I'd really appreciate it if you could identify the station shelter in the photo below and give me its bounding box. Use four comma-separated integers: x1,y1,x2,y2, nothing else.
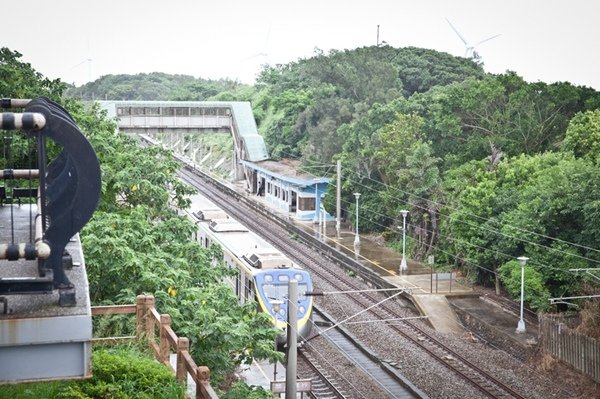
240,159,332,222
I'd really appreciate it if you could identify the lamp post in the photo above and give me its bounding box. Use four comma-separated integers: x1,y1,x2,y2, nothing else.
353,193,361,247
516,256,529,333
313,181,319,224
400,210,408,271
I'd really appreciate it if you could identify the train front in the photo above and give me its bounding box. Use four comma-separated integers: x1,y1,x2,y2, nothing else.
255,268,313,346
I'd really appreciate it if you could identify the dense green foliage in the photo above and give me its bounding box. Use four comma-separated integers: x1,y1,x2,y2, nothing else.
75,105,282,384
248,45,600,312
65,72,248,101
254,46,484,160
0,346,185,399
1,47,280,395
68,44,599,312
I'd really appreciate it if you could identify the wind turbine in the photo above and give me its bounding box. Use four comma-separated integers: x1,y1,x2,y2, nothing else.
446,18,500,64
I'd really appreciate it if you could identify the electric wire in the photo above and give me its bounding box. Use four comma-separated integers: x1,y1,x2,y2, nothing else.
287,160,595,279
284,152,600,264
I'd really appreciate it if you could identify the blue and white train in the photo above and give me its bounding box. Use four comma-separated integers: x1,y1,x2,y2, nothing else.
185,191,313,345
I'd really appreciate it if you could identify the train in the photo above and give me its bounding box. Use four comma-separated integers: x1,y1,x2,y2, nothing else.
183,190,313,346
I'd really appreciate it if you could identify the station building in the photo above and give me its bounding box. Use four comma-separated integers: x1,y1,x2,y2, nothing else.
240,159,331,222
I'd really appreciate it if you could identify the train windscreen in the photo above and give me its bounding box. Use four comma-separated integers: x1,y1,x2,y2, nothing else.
263,283,309,301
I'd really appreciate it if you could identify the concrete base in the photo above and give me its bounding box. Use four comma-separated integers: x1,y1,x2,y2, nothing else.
0,205,92,383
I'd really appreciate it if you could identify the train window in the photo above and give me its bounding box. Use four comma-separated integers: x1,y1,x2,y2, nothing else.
174,107,188,116
278,275,289,282
263,284,287,300
131,107,144,115
263,283,309,301
117,107,130,116
144,107,160,115
247,280,254,300
190,107,203,116
162,107,175,116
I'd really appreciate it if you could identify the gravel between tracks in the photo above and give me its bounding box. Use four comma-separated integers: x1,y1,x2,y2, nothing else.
188,171,598,399
299,336,393,399
310,270,597,399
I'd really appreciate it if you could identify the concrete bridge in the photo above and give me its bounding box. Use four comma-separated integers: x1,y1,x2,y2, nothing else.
98,100,269,181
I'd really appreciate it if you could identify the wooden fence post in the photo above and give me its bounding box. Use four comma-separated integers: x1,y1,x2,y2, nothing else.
159,314,171,364
145,295,156,344
196,366,211,399
136,295,147,340
176,337,189,384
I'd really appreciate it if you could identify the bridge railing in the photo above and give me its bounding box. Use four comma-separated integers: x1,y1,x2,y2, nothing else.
91,294,218,399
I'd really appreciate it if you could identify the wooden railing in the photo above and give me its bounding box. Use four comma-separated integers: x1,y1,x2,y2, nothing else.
91,294,219,399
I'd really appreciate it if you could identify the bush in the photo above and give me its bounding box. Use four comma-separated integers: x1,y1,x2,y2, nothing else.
498,260,550,312
0,346,185,399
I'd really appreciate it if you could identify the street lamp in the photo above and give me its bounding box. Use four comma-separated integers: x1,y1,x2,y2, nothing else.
353,193,361,247
400,210,409,271
313,181,319,224
516,256,529,333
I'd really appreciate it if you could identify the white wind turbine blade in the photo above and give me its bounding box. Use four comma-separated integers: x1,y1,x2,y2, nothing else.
475,34,501,47
446,18,468,45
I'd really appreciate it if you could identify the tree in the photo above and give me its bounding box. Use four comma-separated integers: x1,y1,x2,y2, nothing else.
374,113,442,259
410,73,600,170
440,152,600,302
498,260,550,311
255,45,483,162
561,109,600,163
0,47,64,99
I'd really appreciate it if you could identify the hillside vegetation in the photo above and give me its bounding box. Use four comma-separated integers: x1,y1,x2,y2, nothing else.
63,45,600,326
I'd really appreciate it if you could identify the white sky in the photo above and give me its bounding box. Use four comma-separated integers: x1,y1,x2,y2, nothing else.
3,0,600,90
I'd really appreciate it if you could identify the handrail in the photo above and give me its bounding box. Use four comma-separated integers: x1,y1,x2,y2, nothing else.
91,294,218,399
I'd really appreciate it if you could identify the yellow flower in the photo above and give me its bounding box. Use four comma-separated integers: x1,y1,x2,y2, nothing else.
131,184,139,192
167,287,177,297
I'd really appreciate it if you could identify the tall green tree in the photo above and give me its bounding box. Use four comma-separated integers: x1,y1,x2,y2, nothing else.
441,152,600,302
561,109,600,163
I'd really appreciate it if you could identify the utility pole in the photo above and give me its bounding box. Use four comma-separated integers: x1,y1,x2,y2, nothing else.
336,160,341,238
285,279,298,399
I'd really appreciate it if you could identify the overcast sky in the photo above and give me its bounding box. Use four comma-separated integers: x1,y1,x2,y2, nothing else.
4,0,600,90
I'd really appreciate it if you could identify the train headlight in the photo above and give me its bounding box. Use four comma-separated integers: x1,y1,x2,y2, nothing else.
264,274,273,282
298,306,305,315
294,273,303,282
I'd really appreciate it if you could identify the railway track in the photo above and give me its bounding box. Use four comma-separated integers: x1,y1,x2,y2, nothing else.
178,165,527,399
298,346,349,399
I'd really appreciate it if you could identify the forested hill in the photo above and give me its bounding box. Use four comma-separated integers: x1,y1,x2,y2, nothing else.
65,72,248,101
65,45,600,319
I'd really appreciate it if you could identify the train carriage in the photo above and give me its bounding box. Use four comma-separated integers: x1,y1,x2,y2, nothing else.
184,191,313,345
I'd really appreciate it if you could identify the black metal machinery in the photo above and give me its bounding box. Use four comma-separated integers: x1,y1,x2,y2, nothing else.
0,97,101,306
